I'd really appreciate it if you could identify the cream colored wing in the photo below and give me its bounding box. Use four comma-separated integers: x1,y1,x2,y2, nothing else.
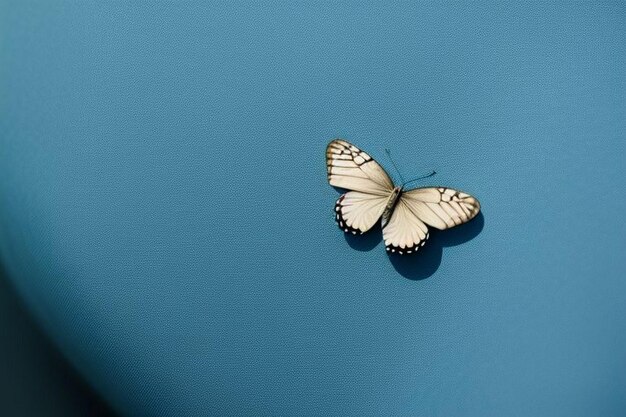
334,191,389,234
383,187,480,255
401,187,480,230
382,198,430,254
326,139,394,195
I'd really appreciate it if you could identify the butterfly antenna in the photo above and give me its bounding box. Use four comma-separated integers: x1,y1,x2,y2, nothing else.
402,170,437,187
384,148,405,184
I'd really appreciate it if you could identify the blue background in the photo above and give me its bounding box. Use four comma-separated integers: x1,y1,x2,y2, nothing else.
1,2,625,416
0,266,114,416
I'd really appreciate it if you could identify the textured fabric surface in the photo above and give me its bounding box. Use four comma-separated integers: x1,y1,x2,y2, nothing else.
1,2,625,416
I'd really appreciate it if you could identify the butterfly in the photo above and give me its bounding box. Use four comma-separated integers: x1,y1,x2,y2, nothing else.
327,139,481,255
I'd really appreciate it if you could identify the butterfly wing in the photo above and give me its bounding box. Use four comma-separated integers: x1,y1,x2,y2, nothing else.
335,191,389,234
383,187,480,254
327,139,395,234
326,139,394,195
382,198,430,254
402,187,481,230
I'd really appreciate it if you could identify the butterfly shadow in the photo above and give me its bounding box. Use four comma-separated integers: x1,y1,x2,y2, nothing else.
343,212,485,280
389,212,485,280
344,223,384,252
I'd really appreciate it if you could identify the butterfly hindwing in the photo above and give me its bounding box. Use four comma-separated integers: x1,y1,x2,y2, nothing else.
335,191,389,234
382,198,430,254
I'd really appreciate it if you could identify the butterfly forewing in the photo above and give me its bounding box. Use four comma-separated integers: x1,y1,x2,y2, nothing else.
401,187,480,230
382,187,480,254
326,139,394,195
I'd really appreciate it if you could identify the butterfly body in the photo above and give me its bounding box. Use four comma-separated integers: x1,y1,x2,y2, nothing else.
327,139,480,255
381,186,403,228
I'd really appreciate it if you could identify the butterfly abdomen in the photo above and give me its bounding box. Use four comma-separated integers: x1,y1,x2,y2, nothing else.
381,187,403,229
